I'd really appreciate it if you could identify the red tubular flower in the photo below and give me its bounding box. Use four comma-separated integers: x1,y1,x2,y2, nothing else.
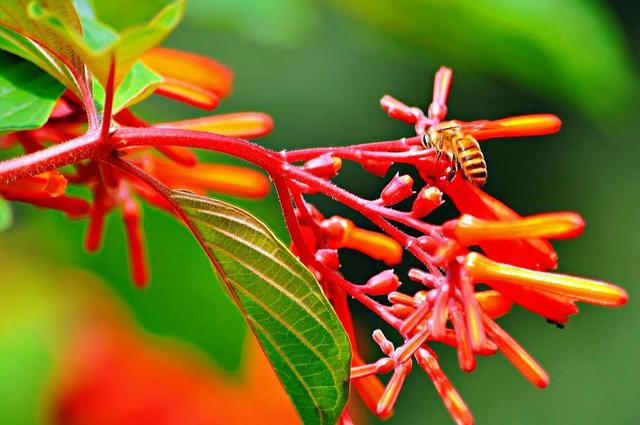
482,315,549,388
157,112,274,139
443,177,558,270
141,47,233,109
320,216,403,266
443,212,585,246
415,348,473,425
140,155,271,199
465,252,628,307
0,171,67,198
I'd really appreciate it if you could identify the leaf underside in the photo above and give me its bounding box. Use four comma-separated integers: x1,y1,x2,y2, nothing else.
172,191,351,425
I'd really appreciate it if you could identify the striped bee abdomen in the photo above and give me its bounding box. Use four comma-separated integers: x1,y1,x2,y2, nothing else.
455,136,487,186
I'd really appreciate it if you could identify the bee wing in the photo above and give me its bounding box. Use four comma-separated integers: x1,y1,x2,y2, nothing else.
459,114,562,141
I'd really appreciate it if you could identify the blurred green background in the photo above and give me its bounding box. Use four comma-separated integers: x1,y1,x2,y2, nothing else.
1,0,638,423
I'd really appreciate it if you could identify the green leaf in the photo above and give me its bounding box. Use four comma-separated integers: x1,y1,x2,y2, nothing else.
171,191,351,425
0,199,12,231
334,0,638,119
30,0,184,88
80,16,163,112
0,0,84,92
0,51,65,132
92,61,163,113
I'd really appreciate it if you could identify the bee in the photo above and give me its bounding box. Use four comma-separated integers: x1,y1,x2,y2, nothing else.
422,121,487,187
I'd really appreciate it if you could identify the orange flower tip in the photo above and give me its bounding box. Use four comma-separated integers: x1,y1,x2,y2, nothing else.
444,212,585,245
0,171,68,198
363,270,401,296
380,173,414,205
411,186,443,218
142,47,234,98
465,253,628,306
303,154,342,179
380,94,419,124
345,226,403,266
154,80,221,110
151,159,271,199
471,114,562,140
158,112,274,139
362,159,392,177
475,290,513,318
315,249,340,270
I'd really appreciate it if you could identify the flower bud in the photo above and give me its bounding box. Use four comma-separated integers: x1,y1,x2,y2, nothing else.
411,186,443,218
362,270,401,296
380,173,414,205
303,154,342,179
315,249,340,270
380,95,421,124
361,159,392,177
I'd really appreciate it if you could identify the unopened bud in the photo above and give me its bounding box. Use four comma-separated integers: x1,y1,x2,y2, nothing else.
362,159,392,177
320,216,353,247
363,269,401,296
380,95,421,124
372,329,394,355
380,173,414,205
389,303,415,319
411,186,443,218
303,154,342,179
416,236,438,256
315,249,340,270
408,268,439,288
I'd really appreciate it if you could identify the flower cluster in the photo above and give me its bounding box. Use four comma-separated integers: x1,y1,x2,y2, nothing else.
0,48,273,286
278,67,628,424
0,36,627,423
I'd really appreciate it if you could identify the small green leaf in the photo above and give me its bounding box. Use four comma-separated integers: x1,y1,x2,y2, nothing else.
30,0,184,88
172,191,351,425
92,61,163,113
0,51,65,132
0,0,84,92
0,199,12,231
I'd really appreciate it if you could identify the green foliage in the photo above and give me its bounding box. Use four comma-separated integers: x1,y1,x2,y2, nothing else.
172,191,351,425
0,199,12,231
187,0,318,47
0,0,82,92
29,0,184,88
92,61,162,113
334,0,638,119
0,261,75,425
0,52,65,132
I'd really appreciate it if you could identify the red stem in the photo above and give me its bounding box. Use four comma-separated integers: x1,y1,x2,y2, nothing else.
0,132,103,185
